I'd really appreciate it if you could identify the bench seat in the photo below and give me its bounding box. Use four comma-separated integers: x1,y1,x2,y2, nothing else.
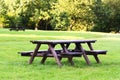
19,50,106,57
18,50,82,57
18,50,61,57
85,50,107,55
61,52,82,57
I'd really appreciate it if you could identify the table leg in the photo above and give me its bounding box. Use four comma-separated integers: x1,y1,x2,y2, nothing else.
94,55,100,63
76,43,91,65
60,43,70,53
81,49,91,65
87,42,94,50
87,42,100,63
68,57,74,65
48,44,62,67
41,53,47,64
60,43,74,65
29,44,41,64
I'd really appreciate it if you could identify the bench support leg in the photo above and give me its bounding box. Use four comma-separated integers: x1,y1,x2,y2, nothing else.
48,44,62,67
41,56,47,64
76,43,91,65
58,57,62,61
68,57,74,65
29,44,41,64
87,43,102,63
94,55,100,63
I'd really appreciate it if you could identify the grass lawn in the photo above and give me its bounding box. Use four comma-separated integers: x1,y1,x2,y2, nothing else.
0,28,120,80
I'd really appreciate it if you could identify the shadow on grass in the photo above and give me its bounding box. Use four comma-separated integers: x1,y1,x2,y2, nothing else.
12,57,120,70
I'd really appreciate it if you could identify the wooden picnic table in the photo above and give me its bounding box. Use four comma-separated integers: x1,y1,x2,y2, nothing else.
19,40,107,67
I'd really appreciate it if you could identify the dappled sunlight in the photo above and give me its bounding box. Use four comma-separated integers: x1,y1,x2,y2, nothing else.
0,34,84,40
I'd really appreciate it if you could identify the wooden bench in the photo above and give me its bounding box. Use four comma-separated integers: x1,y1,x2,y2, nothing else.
18,49,106,64
18,50,82,57
18,50,61,57
85,50,107,63
85,50,107,55
18,50,82,65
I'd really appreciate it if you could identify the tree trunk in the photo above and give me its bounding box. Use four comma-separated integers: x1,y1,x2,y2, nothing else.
35,22,38,31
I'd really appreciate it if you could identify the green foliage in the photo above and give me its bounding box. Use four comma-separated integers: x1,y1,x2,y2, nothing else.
0,0,7,16
1,0,31,28
105,0,120,32
25,0,55,30
91,1,110,32
50,0,94,31
70,0,94,31
50,12,70,30
91,0,120,32
0,0,94,31
0,0,120,32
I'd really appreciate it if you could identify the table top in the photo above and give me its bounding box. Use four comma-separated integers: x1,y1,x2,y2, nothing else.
31,40,96,44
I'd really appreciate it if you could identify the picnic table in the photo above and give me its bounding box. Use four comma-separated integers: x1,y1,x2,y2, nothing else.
19,40,107,67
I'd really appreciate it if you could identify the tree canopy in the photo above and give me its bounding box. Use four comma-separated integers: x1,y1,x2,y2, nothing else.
0,0,120,32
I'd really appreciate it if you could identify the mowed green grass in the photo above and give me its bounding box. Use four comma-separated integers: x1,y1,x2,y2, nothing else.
0,28,120,80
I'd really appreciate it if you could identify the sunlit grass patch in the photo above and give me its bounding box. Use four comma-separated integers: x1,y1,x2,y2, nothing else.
0,34,84,40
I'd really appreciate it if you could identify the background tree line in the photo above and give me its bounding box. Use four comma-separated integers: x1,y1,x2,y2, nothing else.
0,0,120,32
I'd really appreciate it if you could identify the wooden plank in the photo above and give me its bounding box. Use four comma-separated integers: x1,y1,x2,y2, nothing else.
31,40,96,44
29,44,41,64
85,50,107,63
75,43,91,65
85,50,107,55
48,44,62,67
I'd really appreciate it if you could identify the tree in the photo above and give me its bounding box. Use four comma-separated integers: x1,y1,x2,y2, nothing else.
0,0,8,27
0,0,7,16
70,0,94,31
2,0,120,32
1,0,30,28
104,0,120,32
25,0,56,30
91,0,120,32
91,0,110,32
50,0,94,31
